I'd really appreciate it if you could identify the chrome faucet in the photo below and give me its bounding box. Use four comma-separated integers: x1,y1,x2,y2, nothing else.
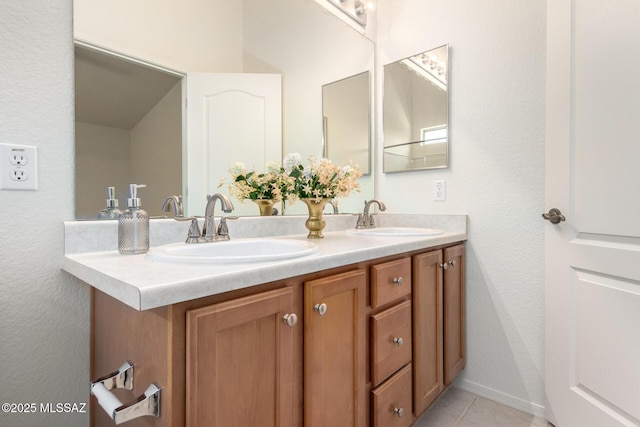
203,193,235,241
356,199,387,229
161,195,184,217
326,199,339,214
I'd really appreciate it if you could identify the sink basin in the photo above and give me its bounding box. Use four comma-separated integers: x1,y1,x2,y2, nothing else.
345,227,443,237
147,238,319,264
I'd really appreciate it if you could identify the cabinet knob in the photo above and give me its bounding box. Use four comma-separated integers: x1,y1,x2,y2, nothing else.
393,407,405,417
448,260,456,267
392,276,404,286
440,262,448,270
313,303,328,316
393,337,404,347
282,313,298,327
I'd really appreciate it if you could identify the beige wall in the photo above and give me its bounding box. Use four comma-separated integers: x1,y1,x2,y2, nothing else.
75,122,132,218
131,82,183,217
73,0,243,73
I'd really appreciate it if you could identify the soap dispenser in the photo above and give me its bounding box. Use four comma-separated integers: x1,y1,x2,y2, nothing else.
97,186,122,220
118,184,149,254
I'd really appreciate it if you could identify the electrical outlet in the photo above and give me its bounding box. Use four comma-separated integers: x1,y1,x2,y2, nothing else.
433,179,446,201
0,143,38,190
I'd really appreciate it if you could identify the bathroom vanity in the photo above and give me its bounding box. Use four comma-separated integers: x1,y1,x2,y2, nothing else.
63,214,466,427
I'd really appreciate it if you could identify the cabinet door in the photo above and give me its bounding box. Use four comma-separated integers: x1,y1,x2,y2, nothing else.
412,250,444,416
443,244,465,385
186,287,298,427
304,269,367,427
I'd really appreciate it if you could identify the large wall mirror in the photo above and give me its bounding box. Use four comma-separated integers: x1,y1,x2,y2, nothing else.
73,0,374,219
383,44,449,173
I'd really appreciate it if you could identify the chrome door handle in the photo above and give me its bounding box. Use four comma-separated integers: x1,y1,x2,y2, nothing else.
542,208,566,224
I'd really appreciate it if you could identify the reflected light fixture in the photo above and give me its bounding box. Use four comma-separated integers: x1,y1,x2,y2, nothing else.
328,0,376,27
401,52,447,91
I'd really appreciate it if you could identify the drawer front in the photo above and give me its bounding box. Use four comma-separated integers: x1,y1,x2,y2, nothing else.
371,364,413,427
371,257,412,308
371,300,412,386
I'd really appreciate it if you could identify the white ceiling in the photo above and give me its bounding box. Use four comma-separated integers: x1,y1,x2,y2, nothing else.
74,45,181,130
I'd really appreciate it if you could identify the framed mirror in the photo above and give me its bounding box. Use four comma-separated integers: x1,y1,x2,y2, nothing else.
73,0,375,219
383,44,449,173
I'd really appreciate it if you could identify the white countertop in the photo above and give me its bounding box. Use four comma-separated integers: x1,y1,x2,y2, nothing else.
62,214,467,310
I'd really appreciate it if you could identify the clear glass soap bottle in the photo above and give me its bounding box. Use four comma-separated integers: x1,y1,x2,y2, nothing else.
97,186,122,220
118,184,149,254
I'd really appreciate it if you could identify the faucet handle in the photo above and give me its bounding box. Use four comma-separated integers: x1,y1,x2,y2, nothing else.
172,216,204,243
217,216,239,239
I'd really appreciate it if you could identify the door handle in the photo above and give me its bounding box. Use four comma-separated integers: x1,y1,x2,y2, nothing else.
542,208,566,224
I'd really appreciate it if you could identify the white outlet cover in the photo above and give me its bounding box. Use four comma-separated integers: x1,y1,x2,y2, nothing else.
433,179,446,201
0,143,38,191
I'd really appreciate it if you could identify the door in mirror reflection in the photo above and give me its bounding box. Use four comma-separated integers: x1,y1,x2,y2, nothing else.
383,44,449,173
186,73,282,217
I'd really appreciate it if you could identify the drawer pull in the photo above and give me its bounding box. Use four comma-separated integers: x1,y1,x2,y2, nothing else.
313,303,328,316
393,337,404,346
393,407,405,417
282,313,298,327
392,276,404,286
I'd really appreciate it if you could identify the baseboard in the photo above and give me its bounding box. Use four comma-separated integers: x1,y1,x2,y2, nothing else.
454,378,547,420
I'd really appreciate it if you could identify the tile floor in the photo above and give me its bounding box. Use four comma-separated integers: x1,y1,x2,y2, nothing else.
413,387,549,427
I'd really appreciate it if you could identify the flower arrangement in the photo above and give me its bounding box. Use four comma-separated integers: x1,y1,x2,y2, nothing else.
222,154,361,206
223,161,295,203
283,152,362,202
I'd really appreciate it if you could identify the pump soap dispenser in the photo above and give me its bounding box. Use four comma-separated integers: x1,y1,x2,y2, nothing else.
118,184,149,254
97,186,122,219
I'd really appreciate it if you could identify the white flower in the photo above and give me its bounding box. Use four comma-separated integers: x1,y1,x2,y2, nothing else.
266,161,281,174
283,152,302,172
229,161,246,175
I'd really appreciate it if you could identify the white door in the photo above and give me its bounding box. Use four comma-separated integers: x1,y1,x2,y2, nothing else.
545,1,640,426
185,73,282,216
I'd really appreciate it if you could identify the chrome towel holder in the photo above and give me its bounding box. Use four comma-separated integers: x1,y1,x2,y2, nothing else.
90,361,160,425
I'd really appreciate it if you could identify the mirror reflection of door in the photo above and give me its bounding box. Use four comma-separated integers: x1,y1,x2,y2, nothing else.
74,44,184,218
383,44,449,173
322,71,371,175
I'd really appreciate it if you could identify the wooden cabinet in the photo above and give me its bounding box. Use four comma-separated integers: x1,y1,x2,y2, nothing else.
412,243,465,418
304,269,367,427
91,242,464,427
443,244,465,385
185,287,298,427
412,250,444,416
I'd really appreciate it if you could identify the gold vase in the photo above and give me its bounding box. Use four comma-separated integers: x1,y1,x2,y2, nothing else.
301,198,331,239
252,199,275,216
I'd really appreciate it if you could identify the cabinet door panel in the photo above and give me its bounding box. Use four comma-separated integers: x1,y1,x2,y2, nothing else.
304,269,367,427
444,244,465,385
186,287,296,427
412,250,444,416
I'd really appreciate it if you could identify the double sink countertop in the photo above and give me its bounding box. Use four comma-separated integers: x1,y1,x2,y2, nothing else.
62,213,467,311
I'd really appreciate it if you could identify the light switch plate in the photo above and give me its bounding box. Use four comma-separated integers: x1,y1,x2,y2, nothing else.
0,143,38,191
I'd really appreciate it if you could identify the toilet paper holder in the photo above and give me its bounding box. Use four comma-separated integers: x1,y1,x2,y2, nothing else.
90,361,161,425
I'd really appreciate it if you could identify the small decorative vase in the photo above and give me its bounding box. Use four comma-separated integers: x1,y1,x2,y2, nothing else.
301,198,331,239
252,199,275,216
